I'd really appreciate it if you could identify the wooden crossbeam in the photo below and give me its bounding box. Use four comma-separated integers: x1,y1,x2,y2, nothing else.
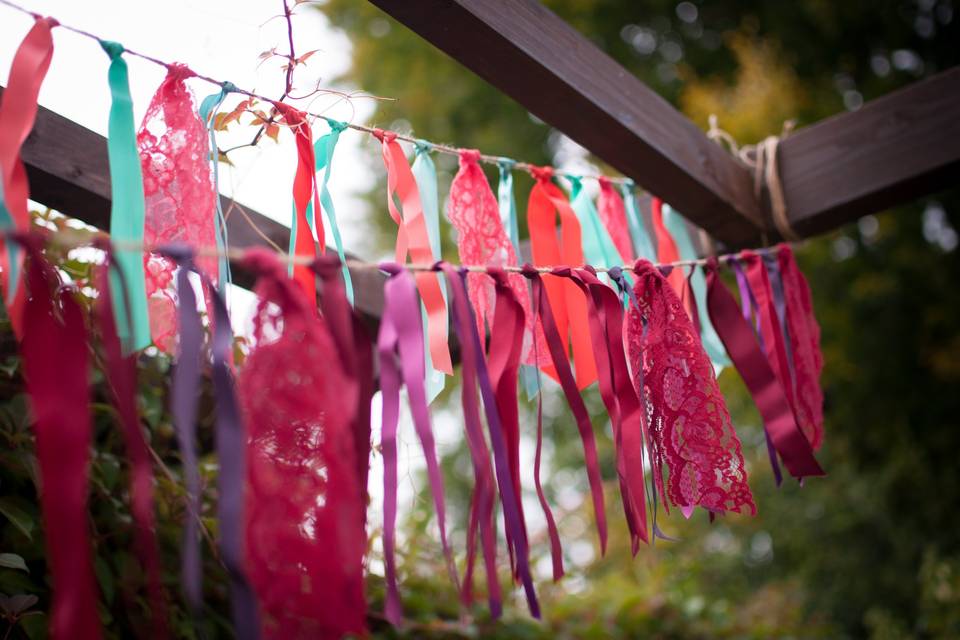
1,87,386,321
368,0,766,246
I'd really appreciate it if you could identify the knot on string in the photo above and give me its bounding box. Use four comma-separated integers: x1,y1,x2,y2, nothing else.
597,175,612,190
371,128,396,144
707,114,800,241
497,157,516,172
220,81,238,94
550,266,573,278
704,256,720,272
166,63,196,81
459,149,481,165
608,265,623,280
520,263,539,280
325,117,349,134
310,254,343,278
37,16,58,28
582,264,598,276
529,165,553,183
658,265,674,278
485,265,508,285
240,246,286,279
157,242,196,268
378,262,403,276
413,139,433,155
99,40,125,60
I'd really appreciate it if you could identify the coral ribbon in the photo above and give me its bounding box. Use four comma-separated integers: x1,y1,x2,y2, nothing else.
650,196,686,299
527,166,596,389
0,17,55,331
18,239,102,639
520,264,608,553
101,40,151,352
95,250,168,638
706,261,825,480
373,129,453,375
440,263,539,618
275,104,321,307
377,265,457,625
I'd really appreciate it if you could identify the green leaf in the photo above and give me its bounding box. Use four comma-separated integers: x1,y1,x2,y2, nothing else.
0,553,28,573
0,497,35,540
95,556,114,605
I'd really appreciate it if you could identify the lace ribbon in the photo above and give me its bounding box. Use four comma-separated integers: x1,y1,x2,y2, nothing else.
18,237,102,638
627,259,756,515
0,17,55,331
527,166,597,389
101,40,151,352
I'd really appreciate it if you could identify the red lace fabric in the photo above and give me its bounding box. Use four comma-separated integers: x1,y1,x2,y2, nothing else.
627,261,755,515
778,245,825,450
447,150,549,365
137,64,217,352
597,177,633,263
239,251,366,638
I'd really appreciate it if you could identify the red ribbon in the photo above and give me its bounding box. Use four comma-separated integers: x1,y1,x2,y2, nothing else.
649,197,686,298
743,251,796,411
95,252,168,637
0,17,56,335
520,264,608,554
597,177,634,263
18,238,102,639
373,129,453,375
275,104,322,307
706,261,825,479
527,166,597,389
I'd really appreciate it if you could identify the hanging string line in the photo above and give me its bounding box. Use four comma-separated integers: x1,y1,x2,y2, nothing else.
0,0,636,186
17,227,784,275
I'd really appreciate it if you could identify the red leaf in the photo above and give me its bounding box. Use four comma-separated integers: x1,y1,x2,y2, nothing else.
265,123,280,142
296,49,319,65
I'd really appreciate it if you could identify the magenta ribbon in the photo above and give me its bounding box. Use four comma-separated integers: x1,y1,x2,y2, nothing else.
519,264,608,555
377,264,458,625
439,262,540,618
160,244,260,637
706,259,825,480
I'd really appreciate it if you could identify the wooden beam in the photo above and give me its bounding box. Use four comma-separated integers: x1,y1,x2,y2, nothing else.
368,0,765,246
776,66,960,239
1,87,385,321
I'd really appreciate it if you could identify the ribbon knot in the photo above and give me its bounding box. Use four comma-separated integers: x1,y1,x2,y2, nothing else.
371,128,396,144
166,63,196,81
240,246,285,277
529,165,553,182
99,39,125,59
326,118,349,134
220,81,238,93
485,265,508,284
497,158,516,171
378,261,403,276
520,263,539,279
157,242,195,266
310,254,343,276
459,149,481,165
414,138,433,154
550,266,573,277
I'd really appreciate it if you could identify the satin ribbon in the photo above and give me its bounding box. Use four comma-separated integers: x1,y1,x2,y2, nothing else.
520,263,608,554
620,179,656,261
597,177,634,263
706,260,825,480
649,197,686,300
198,82,236,288
527,166,596,389
0,17,55,330
101,40,150,352
314,118,354,303
439,262,539,618
377,265,457,625
95,248,167,637
411,140,447,402
571,267,649,550
17,237,102,638
160,244,260,638
661,204,730,370
373,129,453,376
275,104,321,306
568,176,621,272
762,250,796,389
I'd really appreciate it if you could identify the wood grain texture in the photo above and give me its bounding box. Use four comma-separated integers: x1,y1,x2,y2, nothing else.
1,87,386,320
369,0,765,245
777,66,960,239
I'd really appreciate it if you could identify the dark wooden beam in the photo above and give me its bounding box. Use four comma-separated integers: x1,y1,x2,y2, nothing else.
1,86,385,321
368,0,766,246
776,66,960,239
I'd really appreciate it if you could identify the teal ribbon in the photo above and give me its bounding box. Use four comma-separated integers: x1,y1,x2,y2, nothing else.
662,203,730,371
101,41,150,352
411,140,446,402
621,179,656,261
198,82,235,289
568,176,621,271
0,180,20,304
314,118,354,304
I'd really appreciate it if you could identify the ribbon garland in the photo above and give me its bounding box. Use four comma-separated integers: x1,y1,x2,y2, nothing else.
527,166,597,389
101,40,151,352
0,16,55,333
410,140,448,402
373,128,453,376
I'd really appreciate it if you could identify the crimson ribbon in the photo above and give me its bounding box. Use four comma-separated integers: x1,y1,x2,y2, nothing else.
18,237,102,638
94,246,168,638
597,177,634,263
275,104,322,306
377,264,458,625
527,166,597,389
372,129,453,376
519,263,608,555
705,260,824,480
0,17,56,335
439,262,539,617
650,197,686,299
